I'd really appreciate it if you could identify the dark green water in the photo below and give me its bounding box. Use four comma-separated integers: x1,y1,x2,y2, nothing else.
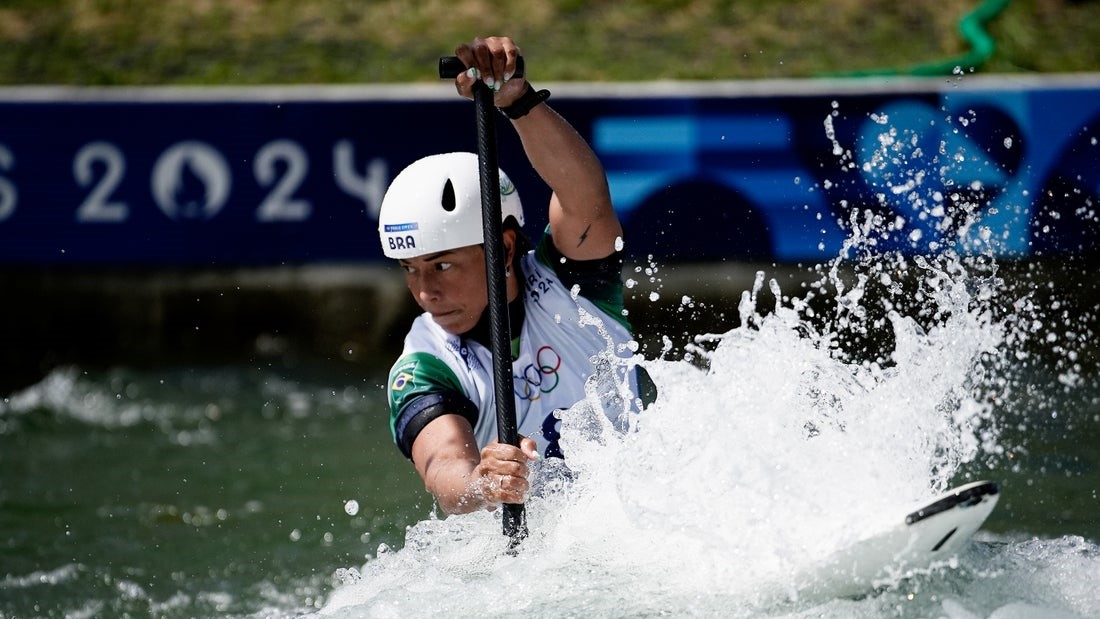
0,363,427,618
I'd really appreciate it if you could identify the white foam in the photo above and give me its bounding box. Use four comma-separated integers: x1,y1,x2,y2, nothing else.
318,245,1039,617
316,212,1100,618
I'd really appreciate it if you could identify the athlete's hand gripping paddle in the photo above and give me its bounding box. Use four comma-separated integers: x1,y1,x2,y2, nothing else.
439,55,528,546
437,56,526,81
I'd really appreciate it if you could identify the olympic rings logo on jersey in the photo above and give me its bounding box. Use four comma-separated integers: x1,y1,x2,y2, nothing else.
514,345,562,401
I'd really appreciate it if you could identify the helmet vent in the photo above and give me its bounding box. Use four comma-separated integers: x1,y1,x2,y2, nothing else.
441,179,456,212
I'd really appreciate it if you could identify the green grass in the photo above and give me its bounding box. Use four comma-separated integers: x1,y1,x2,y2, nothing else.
0,0,1097,85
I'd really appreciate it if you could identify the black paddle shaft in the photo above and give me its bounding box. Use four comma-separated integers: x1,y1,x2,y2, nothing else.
439,56,528,545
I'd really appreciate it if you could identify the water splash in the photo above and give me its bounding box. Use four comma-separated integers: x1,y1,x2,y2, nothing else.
321,235,1100,616
319,100,1100,617
322,224,1026,618
0,364,367,440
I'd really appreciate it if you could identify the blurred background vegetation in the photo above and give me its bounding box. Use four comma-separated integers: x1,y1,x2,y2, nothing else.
0,0,1097,85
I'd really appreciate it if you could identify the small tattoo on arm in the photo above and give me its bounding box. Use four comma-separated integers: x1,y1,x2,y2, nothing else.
577,224,591,247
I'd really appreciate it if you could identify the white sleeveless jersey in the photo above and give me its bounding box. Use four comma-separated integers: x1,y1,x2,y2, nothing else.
387,243,642,459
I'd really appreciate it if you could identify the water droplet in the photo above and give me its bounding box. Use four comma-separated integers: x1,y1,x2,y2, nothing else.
344,500,359,516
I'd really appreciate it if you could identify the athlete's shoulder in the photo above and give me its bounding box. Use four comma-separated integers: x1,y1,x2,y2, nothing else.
387,351,465,405
403,312,447,347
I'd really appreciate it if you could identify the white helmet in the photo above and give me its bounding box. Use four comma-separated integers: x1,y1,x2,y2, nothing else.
378,152,524,259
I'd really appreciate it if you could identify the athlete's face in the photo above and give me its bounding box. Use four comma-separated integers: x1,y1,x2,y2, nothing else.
399,244,489,335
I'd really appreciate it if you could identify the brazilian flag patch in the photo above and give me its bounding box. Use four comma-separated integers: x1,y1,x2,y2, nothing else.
391,371,414,392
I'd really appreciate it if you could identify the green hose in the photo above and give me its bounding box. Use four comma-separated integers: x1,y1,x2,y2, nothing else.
824,0,1011,77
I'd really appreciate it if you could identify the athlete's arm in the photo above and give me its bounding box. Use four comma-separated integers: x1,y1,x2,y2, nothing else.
454,36,622,263
517,103,621,262
410,415,539,515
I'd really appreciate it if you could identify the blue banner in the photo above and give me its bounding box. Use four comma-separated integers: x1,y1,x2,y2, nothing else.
0,78,1097,265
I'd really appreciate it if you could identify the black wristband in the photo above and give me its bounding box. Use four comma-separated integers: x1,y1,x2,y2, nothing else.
498,84,551,120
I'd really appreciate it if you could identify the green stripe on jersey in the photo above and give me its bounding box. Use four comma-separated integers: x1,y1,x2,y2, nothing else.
387,352,465,440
